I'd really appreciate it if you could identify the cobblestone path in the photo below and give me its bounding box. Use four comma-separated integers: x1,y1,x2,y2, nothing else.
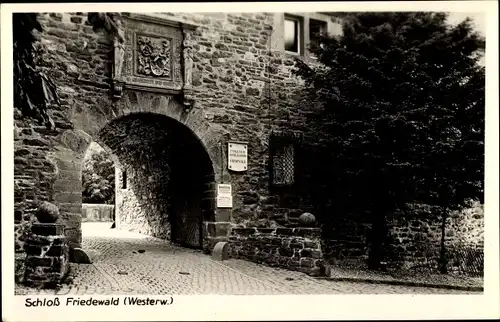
15,223,477,295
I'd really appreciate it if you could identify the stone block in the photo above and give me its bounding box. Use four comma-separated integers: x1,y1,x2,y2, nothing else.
300,248,312,258
289,259,300,268
58,202,82,213
69,247,92,264
15,210,23,222
294,227,322,239
15,253,26,284
314,259,324,268
205,236,227,254
31,223,64,236
52,255,69,273
26,256,53,267
300,258,315,268
46,245,68,257
232,227,257,237
57,170,81,181
55,159,81,172
311,249,322,259
206,222,232,237
64,229,82,248
275,228,294,236
215,208,231,222
53,179,81,192
290,242,303,249
304,241,320,249
24,244,43,256
62,212,82,227
257,228,276,235
53,191,82,204
212,241,229,261
308,267,323,277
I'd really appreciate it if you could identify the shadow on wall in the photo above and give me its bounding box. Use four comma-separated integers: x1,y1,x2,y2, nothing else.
98,113,215,247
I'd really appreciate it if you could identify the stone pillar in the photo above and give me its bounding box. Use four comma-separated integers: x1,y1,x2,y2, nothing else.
23,223,69,287
114,166,122,229
112,14,126,99
50,135,92,263
202,179,233,254
52,155,83,251
181,28,193,89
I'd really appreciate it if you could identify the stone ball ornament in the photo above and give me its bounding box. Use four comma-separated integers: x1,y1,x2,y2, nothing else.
299,212,316,227
35,201,60,223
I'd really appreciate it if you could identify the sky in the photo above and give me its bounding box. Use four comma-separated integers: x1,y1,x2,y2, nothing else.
447,12,486,36
447,12,486,66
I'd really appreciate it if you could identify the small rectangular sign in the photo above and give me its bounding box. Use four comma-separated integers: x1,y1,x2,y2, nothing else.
228,142,248,172
216,184,233,208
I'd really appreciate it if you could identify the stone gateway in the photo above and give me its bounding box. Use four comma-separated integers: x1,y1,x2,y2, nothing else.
13,11,484,286
14,12,345,284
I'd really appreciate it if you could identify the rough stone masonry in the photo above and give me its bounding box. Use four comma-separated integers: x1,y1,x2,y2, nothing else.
14,12,345,281
14,11,483,283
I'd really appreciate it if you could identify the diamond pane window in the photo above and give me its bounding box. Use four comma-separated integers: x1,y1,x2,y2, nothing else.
270,131,301,188
273,144,295,185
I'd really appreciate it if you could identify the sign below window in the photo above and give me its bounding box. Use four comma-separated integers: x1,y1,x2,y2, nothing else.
216,183,233,208
228,141,248,172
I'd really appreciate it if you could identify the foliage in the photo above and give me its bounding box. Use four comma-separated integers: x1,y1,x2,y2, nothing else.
293,12,485,268
87,12,123,42
82,147,115,204
13,12,122,128
13,13,60,128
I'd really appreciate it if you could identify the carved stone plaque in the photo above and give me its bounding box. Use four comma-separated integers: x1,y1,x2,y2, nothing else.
113,13,197,96
136,35,172,78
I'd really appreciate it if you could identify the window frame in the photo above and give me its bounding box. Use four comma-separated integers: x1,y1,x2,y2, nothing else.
122,169,128,190
308,18,328,59
284,14,303,55
269,131,303,192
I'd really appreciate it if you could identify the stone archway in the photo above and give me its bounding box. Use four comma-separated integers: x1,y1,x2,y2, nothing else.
51,91,229,261
98,112,215,248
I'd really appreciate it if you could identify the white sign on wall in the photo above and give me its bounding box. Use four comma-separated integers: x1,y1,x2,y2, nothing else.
228,142,248,172
216,183,233,208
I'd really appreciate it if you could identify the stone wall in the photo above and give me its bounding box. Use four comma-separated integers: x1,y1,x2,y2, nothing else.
23,223,70,286
149,12,343,230
228,227,324,276
81,204,114,222
14,12,114,258
14,11,484,281
388,202,484,272
102,115,176,240
14,11,344,278
322,202,485,273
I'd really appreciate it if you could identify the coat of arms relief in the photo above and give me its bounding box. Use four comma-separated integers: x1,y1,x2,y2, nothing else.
136,35,172,78
111,13,196,103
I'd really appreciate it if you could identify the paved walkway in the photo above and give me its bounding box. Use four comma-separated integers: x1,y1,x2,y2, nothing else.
15,223,478,295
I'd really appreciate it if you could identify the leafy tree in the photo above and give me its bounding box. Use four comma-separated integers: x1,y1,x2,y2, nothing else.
82,147,115,204
293,12,485,270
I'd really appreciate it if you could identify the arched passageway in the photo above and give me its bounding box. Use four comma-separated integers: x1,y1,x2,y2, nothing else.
94,112,215,248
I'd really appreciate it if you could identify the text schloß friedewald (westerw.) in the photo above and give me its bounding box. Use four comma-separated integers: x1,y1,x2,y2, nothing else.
25,296,174,307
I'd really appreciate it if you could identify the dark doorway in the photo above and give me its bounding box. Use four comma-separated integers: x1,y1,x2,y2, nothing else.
169,131,214,249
